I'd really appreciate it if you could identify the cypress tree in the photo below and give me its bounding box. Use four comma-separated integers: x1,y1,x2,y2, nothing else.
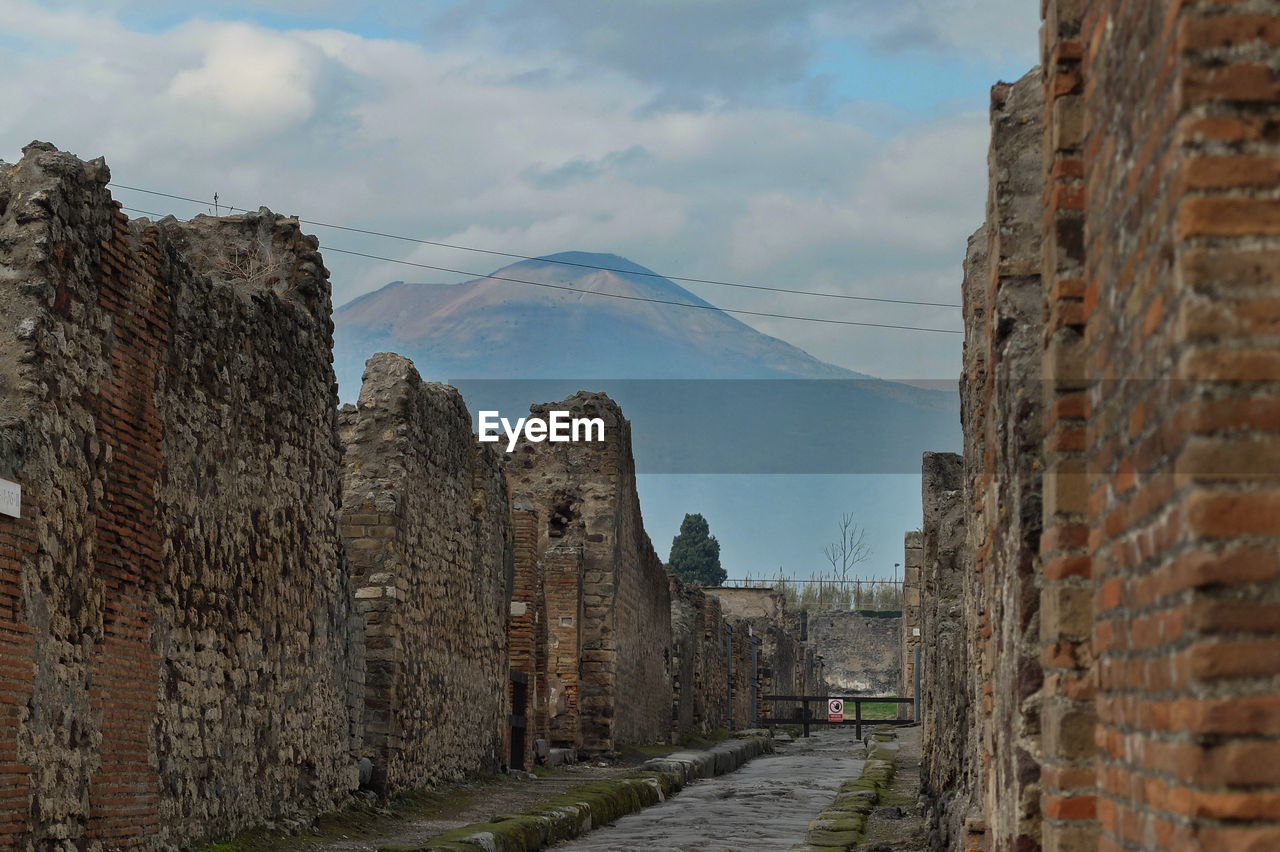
668,513,725,586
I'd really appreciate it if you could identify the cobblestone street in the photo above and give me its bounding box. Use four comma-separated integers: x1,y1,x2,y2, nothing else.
556,729,865,851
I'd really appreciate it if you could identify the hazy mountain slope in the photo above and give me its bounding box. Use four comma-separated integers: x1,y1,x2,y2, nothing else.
332,250,961,473
337,251,892,390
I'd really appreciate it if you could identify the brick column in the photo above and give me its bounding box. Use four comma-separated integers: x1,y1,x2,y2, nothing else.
1039,2,1098,850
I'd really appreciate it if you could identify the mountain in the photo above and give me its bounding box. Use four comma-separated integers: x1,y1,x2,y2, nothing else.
333,251,883,391
332,251,961,475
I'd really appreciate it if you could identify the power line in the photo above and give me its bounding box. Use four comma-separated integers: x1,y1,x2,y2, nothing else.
119,205,962,333
111,184,963,308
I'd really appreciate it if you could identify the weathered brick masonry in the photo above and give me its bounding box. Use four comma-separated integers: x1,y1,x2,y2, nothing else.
508,502,551,768
339,353,512,793
920,2,1280,849
503,393,673,754
0,143,364,849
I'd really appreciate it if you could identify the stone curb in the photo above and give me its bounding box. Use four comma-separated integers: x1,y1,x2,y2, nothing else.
640,731,775,783
398,734,775,851
789,732,900,851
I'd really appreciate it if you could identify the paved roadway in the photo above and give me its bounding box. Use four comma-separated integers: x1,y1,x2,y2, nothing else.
555,728,866,851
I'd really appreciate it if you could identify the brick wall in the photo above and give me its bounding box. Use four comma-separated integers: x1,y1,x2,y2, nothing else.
504,392,672,754
1080,2,1280,848
920,2,1280,850
544,545,585,748
0,143,363,849
509,504,550,768
339,353,512,792
1040,2,1097,849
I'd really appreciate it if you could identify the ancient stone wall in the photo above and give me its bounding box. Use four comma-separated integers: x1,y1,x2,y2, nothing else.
727,621,757,729
669,576,732,736
705,587,801,720
0,143,363,849
918,452,976,852
339,353,512,792
806,610,902,696
899,531,923,719
705,587,785,622
803,646,826,699
508,504,550,768
977,68,1048,850
504,393,672,753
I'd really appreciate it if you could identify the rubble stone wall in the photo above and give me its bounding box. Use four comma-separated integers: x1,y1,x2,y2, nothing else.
339,353,512,792
900,531,923,718
919,452,975,852
669,577,732,736
977,69,1048,850
806,610,903,696
0,143,363,850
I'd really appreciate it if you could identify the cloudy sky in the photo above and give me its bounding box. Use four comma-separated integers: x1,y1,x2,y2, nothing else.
2,1,1040,577
1,0,1037,381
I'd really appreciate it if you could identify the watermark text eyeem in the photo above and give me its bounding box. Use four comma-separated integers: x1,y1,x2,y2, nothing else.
478,410,605,451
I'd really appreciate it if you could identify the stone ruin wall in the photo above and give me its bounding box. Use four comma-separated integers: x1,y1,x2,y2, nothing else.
977,68,1048,849
0,142,833,850
609,424,676,746
339,353,512,793
503,392,672,754
728,621,756,729
669,575,731,736
899,531,923,719
706,588,796,722
919,452,975,852
920,1,1280,849
508,503,551,768
806,610,903,697
0,143,364,849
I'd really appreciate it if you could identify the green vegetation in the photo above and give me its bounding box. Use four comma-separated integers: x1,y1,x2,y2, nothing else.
668,513,725,586
799,731,900,851
737,570,904,612
187,774,511,852
858,700,900,721
414,772,683,851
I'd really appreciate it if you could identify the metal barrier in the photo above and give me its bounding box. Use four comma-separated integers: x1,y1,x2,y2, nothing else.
760,694,917,741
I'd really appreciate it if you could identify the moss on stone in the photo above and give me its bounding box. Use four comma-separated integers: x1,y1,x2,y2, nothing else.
801,737,900,850
405,770,685,851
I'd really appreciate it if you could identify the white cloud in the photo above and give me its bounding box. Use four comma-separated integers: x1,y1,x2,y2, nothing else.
0,0,995,380
167,23,323,141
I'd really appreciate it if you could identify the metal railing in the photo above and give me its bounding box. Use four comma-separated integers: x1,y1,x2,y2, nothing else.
760,693,917,740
